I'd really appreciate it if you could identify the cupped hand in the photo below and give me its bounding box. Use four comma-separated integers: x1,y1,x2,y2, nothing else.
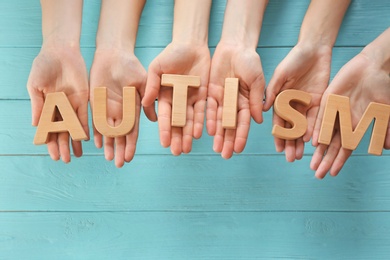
90,48,146,167
27,45,89,163
142,42,210,155
263,44,332,162
311,52,390,179
207,43,265,159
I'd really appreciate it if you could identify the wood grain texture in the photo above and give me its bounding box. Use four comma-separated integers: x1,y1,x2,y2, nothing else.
1,155,390,211
1,0,390,258
161,74,201,127
2,100,389,156
92,87,136,138
319,94,390,155
1,212,390,259
272,90,311,140
33,92,88,145
222,78,239,129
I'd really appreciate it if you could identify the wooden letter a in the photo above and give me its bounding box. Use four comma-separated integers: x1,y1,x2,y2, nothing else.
161,74,201,127
33,92,88,145
93,87,136,138
318,94,390,155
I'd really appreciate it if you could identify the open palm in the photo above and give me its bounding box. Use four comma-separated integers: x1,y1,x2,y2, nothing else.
264,44,332,162
27,46,89,163
90,48,146,167
207,43,265,159
142,42,210,155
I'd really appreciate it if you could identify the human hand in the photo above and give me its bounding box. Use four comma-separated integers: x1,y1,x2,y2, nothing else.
263,44,332,162
90,48,146,167
207,43,265,159
311,52,390,179
27,46,89,163
142,43,210,155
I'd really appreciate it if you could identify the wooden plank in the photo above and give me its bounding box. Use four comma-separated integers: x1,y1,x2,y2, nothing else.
0,0,389,47
1,155,390,211
0,47,362,100
0,211,390,259
3,99,389,156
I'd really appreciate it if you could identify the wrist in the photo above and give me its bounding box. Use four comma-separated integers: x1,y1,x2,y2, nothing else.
220,0,268,49
95,36,135,53
41,0,83,50
361,44,390,73
172,0,211,46
361,28,390,73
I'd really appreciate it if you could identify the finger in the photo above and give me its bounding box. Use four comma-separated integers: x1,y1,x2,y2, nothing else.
272,111,285,153
310,143,327,171
94,126,103,149
47,133,60,161
233,107,250,154
76,102,90,141
125,95,141,163
284,139,296,162
295,137,305,160
193,99,206,139
249,74,265,123
384,123,390,149
114,136,126,168
104,136,115,161
304,106,319,142
157,91,172,148
143,103,157,122
314,133,342,179
312,93,328,146
330,148,352,177
182,105,194,154
71,140,83,158
213,106,224,153
170,127,182,156
142,61,162,107
206,96,218,136
58,132,70,163
263,67,285,111
28,89,45,126
221,129,235,159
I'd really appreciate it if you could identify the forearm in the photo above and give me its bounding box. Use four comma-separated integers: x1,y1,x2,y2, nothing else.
220,0,268,49
41,0,83,48
362,28,390,73
96,0,146,52
298,0,351,48
172,0,212,46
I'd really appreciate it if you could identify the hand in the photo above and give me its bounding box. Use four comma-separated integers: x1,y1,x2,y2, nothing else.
263,44,332,162
27,46,89,163
311,52,390,179
207,43,265,159
142,42,210,155
90,48,146,167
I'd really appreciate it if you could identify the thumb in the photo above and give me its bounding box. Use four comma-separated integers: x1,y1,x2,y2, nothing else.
28,88,44,126
263,66,286,112
312,92,328,147
142,60,162,107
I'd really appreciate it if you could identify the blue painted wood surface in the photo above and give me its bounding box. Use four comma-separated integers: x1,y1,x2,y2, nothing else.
0,0,389,259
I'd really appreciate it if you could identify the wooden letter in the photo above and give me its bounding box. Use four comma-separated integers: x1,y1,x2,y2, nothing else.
33,92,88,145
318,94,390,155
161,74,201,127
272,89,312,140
93,87,136,138
222,78,239,129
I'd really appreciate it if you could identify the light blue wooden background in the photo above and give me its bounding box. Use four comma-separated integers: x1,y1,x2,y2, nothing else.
1,0,390,259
